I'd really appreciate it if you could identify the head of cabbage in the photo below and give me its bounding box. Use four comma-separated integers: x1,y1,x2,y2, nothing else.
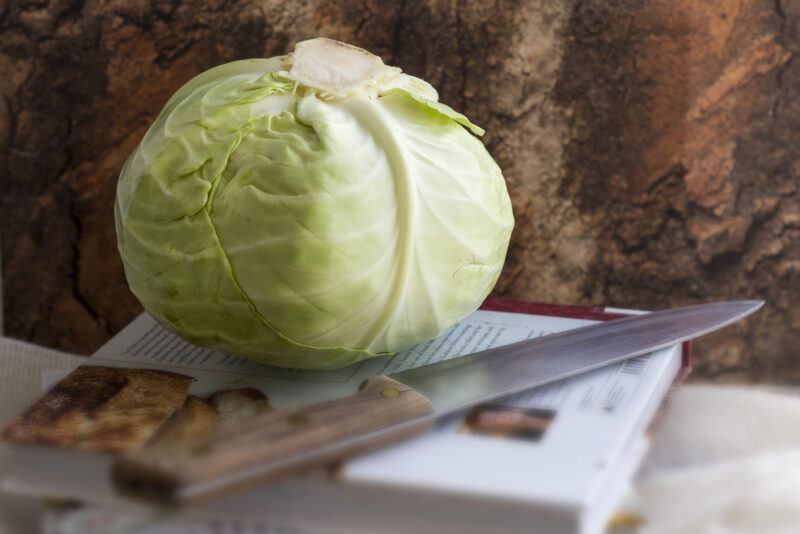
115,38,514,369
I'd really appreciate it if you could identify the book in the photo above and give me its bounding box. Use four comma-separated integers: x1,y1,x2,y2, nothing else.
1,299,689,534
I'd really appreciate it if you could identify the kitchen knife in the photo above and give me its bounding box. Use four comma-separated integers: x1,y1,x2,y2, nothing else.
113,300,763,505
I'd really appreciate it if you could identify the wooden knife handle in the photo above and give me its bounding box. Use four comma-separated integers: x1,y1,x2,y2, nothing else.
112,376,434,505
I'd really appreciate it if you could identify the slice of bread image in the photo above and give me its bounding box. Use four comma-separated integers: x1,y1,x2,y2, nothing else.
208,388,272,427
1,366,192,453
147,395,217,446
1,365,274,454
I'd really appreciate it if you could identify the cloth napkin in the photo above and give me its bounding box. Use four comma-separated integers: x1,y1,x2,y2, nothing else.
619,384,800,534
0,337,84,534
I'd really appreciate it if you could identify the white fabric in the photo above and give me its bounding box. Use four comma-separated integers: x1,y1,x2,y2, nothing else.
0,337,84,534
625,385,800,534
633,451,800,534
639,384,800,477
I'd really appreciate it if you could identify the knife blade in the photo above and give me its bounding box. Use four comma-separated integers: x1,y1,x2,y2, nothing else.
113,300,763,505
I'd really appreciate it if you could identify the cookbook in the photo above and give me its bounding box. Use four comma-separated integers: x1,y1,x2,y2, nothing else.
1,299,689,534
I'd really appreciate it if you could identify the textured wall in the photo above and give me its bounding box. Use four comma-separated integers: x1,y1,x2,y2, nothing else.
548,1,800,382
1,0,797,381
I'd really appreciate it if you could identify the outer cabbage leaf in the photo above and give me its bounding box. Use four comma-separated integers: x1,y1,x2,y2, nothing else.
116,46,513,369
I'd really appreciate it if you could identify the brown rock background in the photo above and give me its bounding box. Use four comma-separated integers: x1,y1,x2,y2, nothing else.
1,0,797,381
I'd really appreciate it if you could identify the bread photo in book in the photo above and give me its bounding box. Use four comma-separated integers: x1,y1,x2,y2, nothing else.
208,388,272,426
0,366,193,453
0,365,276,453
460,405,557,442
147,395,217,447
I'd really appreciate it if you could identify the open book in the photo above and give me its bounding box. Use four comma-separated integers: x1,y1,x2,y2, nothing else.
1,300,688,534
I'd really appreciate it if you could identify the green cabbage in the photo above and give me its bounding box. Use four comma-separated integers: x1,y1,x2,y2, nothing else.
115,38,514,369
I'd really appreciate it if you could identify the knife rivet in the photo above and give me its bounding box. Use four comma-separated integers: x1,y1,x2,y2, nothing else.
382,387,400,398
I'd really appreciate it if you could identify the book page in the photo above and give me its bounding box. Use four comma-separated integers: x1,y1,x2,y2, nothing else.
87,311,600,407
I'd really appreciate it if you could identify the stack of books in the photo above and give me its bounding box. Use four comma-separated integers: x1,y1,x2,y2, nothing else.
0,299,688,534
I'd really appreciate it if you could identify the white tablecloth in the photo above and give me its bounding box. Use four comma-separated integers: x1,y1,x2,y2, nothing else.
0,338,84,534
1,336,799,534
624,384,800,534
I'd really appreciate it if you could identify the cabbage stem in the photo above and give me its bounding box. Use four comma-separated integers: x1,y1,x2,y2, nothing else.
287,38,396,99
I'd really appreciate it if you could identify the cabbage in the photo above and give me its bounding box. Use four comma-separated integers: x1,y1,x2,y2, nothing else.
115,38,514,369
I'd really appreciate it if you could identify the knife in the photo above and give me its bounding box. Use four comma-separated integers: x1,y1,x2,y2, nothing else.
113,300,763,505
